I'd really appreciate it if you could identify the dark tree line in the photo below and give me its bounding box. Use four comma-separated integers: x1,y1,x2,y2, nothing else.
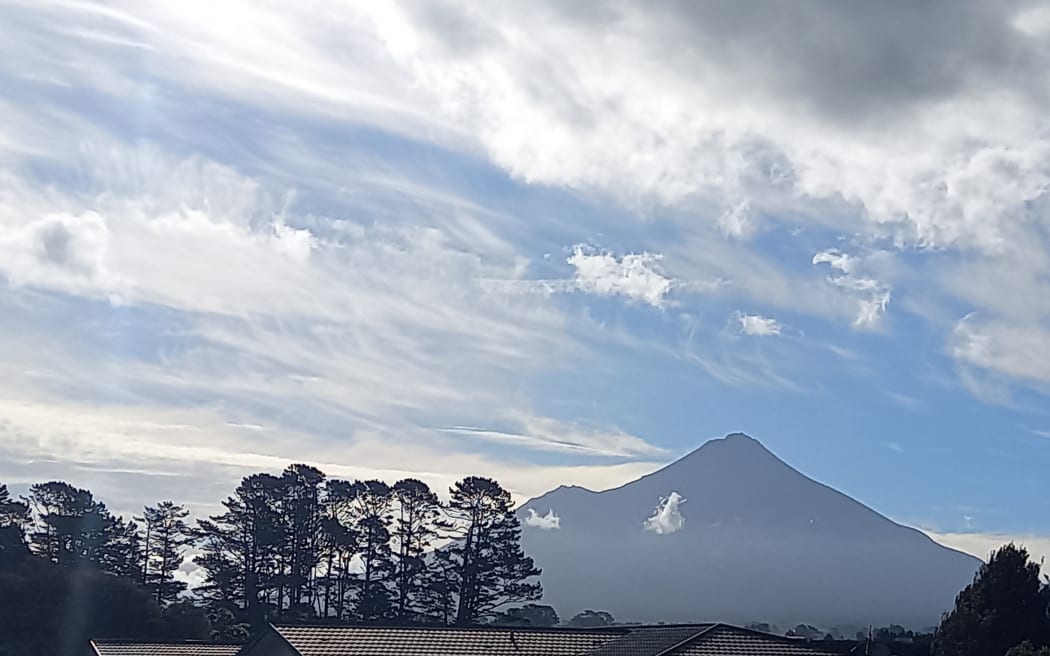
932,543,1050,656
0,469,541,655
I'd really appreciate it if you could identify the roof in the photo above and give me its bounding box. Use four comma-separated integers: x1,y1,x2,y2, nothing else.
272,625,621,656
587,625,715,656
673,626,842,656
90,641,243,656
263,623,844,656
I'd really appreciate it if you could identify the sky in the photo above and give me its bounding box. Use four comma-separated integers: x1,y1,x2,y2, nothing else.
3,0,1050,566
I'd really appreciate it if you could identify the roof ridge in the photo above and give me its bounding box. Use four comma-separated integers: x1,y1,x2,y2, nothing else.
274,622,630,634
650,623,720,656
91,640,241,645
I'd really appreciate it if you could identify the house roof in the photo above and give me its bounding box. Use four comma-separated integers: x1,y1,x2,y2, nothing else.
264,623,844,656
673,625,842,656
90,641,243,656
272,624,622,656
586,625,716,656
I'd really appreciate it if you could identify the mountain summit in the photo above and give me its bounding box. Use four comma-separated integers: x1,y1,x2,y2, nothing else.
518,433,978,628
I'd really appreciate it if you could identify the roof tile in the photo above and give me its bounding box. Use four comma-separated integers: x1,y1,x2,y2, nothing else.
91,642,243,656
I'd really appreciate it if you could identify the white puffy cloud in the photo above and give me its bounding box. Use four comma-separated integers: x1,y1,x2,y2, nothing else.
525,508,561,530
736,312,782,336
0,212,115,295
643,491,686,535
568,245,672,307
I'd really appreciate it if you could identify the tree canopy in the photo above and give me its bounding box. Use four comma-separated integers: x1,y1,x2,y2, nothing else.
932,543,1050,656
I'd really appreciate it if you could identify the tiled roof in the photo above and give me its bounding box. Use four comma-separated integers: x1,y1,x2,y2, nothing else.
273,625,623,656
91,641,243,656
588,625,715,656
672,625,842,656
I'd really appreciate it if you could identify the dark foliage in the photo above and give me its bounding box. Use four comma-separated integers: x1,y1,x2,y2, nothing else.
444,476,542,625
932,543,1050,656
567,609,616,628
0,557,199,656
496,603,560,627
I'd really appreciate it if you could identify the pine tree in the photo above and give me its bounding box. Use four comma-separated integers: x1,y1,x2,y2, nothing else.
139,501,193,605
346,480,396,621
391,478,447,622
275,464,325,617
932,543,1050,656
320,479,360,620
26,481,141,578
0,483,31,566
195,474,284,630
444,477,541,625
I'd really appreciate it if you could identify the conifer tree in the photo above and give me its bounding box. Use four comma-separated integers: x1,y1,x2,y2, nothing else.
320,479,360,620
139,501,193,605
0,483,31,566
347,480,396,621
444,477,541,625
27,481,141,578
932,543,1050,656
277,464,326,616
195,473,284,630
391,478,447,621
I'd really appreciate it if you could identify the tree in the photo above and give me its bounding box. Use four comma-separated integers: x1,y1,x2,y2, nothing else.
567,610,615,628
391,478,447,621
0,556,200,656
1007,642,1050,656
444,477,541,625
195,473,284,630
497,603,560,627
0,483,30,566
276,464,326,616
26,481,141,578
318,479,358,620
347,480,396,621
139,501,194,604
786,624,823,640
932,543,1050,656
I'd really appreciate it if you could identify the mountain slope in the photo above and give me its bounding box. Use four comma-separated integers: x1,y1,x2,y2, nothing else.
517,433,978,628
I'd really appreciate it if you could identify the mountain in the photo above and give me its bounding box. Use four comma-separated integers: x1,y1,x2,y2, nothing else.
517,432,979,629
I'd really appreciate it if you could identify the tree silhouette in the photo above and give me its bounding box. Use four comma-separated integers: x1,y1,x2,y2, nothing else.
444,476,541,625
139,501,194,605
498,603,560,627
27,481,141,578
195,473,284,631
0,482,30,566
932,543,1050,656
276,464,326,616
391,478,447,622
567,609,615,628
319,479,359,620
346,480,396,621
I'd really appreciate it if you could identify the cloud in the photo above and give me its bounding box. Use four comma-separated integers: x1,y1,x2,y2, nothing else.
524,508,561,530
439,415,668,458
736,312,782,336
0,141,683,511
812,249,892,329
643,491,686,535
567,245,673,307
0,212,115,295
926,530,1050,578
951,314,1050,387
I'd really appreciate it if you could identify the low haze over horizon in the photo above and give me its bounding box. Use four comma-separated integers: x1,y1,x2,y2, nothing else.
3,0,1050,567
